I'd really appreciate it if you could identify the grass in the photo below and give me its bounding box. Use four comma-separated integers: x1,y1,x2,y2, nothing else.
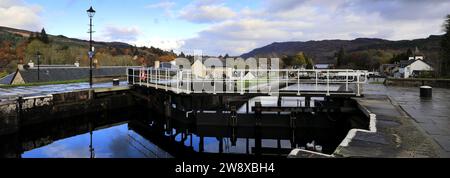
0,79,89,88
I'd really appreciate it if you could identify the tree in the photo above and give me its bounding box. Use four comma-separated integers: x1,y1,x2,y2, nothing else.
281,52,310,68
390,53,407,64
406,48,413,57
336,47,345,67
305,55,314,69
179,52,186,58
441,14,450,77
40,28,49,44
294,52,307,66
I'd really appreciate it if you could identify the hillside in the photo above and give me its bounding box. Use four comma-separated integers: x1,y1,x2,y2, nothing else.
0,26,176,73
241,35,443,65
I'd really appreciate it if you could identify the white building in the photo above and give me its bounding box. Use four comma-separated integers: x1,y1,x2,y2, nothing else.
396,59,433,78
393,47,434,78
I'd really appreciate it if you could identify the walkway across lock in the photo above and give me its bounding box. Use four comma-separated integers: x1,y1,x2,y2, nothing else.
127,68,368,97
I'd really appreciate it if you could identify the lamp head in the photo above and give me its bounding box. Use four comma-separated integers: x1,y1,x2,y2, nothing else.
87,6,96,18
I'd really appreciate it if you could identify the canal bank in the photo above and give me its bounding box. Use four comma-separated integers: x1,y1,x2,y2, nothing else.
337,94,442,157
289,94,443,158
0,81,447,158
364,83,450,157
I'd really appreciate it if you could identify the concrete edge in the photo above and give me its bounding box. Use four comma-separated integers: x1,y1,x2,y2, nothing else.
288,148,335,158
333,98,377,151
288,98,378,158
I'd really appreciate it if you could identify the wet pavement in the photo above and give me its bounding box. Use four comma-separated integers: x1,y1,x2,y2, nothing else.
0,81,128,101
364,80,450,157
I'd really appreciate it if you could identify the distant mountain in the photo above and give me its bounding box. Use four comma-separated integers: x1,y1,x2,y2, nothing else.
241,36,443,64
0,26,141,50
0,26,176,73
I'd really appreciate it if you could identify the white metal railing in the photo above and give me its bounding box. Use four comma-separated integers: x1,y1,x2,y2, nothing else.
127,67,368,96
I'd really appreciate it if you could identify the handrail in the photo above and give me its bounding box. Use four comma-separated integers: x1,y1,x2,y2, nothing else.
127,67,368,96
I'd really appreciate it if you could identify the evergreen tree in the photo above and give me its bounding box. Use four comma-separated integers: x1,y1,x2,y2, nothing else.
40,28,49,44
179,52,186,58
305,55,314,69
406,48,413,57
336,47,345,67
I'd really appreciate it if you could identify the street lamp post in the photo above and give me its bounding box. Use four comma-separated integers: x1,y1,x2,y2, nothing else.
87,6,96,87
36,51,41,81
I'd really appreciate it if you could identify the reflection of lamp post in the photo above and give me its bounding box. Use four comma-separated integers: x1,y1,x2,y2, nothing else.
89,123,95,158
36,51,41,81
87,6,96,87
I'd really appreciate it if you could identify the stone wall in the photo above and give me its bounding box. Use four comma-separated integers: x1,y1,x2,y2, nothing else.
384,78,450,88
0,88,134,136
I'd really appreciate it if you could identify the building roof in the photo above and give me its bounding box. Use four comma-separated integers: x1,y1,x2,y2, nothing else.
399,59,432,68
399,60,416,68
16,66,130,83
0,73,15,85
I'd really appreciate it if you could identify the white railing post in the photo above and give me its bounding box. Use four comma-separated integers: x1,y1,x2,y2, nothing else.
127,68,130,84
357,70,361,96
213,69,216,94
315,71,318,91
187,71,191,94
139,69,142,86
156,69,159,89
346,69,349,91
268,70,271,95
165,69,169,91
327,70,330,96
176,71,180,94
297,69,300,96
240,70,244,95
150,68,153,84
256,67,259,93
285,70,288,87
132,69,135,85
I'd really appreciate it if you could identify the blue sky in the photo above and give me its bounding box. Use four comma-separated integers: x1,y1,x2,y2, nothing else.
1,0,449,56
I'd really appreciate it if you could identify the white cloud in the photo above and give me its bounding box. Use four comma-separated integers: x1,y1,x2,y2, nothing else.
145,1,176,17
0,0,43,30
178,0,450,56
179,3,236,23
100,25,142,43
147,37,185,51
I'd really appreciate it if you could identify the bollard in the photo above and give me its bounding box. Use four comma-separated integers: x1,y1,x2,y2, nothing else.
113,79,120,86
420,86,432,98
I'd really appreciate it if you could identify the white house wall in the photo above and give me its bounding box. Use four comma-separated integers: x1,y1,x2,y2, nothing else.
403,60,433,78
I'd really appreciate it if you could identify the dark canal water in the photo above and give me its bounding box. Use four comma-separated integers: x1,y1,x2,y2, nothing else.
0,101,367,158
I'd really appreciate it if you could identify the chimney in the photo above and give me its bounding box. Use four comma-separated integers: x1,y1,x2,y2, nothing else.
28,60,35,68
17,64,25,71
155,61,160,69
17,58,24,71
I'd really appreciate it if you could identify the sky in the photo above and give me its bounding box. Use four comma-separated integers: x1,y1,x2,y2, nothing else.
1,0,449,56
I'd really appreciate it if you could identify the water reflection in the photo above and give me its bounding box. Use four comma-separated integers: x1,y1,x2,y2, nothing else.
0,102,364,158
21,123,172,158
